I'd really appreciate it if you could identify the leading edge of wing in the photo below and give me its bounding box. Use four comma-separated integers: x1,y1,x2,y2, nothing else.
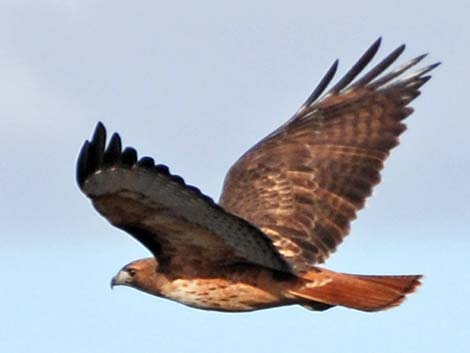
76,122,293,273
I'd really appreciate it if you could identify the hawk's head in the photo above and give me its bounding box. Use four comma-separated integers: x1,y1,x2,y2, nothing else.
110,257,162,293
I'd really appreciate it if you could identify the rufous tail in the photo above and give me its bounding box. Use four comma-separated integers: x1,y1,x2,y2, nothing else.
289,268,422,312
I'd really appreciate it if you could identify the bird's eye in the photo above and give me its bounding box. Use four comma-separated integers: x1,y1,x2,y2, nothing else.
128,269,136,277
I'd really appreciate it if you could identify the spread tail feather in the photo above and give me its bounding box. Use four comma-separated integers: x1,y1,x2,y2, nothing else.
289,269,422,312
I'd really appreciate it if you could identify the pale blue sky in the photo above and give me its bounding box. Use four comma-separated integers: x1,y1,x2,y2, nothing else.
1,1,469,352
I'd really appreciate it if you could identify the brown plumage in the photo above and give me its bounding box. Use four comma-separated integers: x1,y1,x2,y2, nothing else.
77,38,438,312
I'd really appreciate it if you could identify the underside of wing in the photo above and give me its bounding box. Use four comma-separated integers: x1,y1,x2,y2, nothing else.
77,123,292,274
220,38,439,272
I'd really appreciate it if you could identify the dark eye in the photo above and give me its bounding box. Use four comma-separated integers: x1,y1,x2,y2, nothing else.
128,269,136,277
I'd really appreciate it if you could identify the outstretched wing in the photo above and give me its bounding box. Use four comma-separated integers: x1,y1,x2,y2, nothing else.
220,38,439,272
77,123,292,274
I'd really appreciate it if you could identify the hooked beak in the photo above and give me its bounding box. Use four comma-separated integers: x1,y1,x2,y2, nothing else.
110,270,131,290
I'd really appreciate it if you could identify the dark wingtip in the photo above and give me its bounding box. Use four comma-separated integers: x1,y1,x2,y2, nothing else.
121,147,138,166
137,156,155,168
328,38,382,94
416,53,428,61
103,133,122,165
367,52,435,90
373,36,382,47
397,43,406,51
76,140,90,188
154,164,170,175
427,61,442,71
412,61,441,77
77,122,108,189
92,122,106,147
94,121,105,136
76,122,220,210
302,59,339,108
77,123,109,189
88,122,107,172
332,59,340,70
351,43,406,88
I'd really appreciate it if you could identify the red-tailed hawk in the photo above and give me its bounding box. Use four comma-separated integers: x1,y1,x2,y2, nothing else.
77,38,439,312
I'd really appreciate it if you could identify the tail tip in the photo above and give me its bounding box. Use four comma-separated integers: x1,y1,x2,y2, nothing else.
377,274,423,311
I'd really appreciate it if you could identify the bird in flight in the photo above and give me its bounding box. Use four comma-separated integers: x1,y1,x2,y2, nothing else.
77,38,438,312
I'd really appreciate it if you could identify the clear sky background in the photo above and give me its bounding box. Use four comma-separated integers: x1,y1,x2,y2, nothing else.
1,1,469,352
